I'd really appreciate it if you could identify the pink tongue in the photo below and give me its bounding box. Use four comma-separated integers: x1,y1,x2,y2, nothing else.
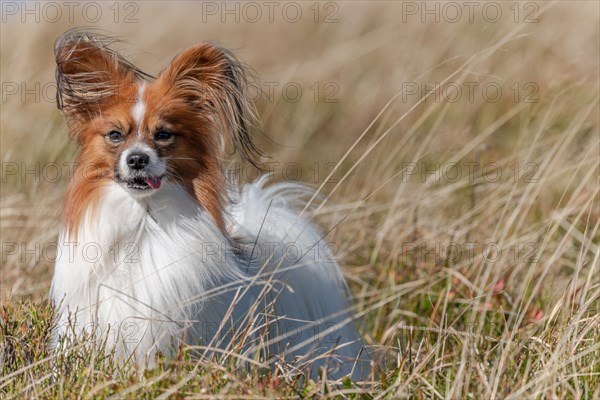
144,176,161,189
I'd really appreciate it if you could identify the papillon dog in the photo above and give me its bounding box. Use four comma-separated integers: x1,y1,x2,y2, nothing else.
50,29,369,380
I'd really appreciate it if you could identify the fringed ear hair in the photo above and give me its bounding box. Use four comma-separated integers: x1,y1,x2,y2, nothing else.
160,43,263,168
54,29,152,139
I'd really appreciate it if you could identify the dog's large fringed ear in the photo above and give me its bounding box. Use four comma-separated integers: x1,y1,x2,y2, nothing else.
54,29,150,129
161,43,262,167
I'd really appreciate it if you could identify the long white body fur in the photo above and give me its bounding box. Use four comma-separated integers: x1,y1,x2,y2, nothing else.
50,177,368,379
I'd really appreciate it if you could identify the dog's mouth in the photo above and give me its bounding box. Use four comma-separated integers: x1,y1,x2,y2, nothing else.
117,175,163,191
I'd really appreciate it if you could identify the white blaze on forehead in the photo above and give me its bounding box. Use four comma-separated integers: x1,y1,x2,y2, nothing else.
132,83,146,127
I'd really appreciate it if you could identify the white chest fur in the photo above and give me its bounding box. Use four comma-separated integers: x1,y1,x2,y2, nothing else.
51,182,239,366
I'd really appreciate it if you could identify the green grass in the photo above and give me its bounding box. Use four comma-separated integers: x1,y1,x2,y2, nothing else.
2,276,597,398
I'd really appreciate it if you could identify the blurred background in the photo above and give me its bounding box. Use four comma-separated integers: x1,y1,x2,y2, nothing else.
1,2,599,396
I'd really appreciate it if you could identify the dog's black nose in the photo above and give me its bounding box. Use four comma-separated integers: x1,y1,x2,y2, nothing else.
127,152,150,170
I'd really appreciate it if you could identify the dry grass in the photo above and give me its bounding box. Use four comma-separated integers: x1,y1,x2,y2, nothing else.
1,1,599,398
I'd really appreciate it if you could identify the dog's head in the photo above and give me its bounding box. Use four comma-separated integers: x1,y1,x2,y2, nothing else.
55,30,260,231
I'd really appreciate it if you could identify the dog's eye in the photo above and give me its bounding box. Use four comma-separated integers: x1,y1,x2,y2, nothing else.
107,131,124,143
154,131,173,141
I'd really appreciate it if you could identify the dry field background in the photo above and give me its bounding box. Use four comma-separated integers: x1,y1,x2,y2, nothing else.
1,1,599,398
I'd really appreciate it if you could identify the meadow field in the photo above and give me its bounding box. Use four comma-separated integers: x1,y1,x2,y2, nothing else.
1,1,598,398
